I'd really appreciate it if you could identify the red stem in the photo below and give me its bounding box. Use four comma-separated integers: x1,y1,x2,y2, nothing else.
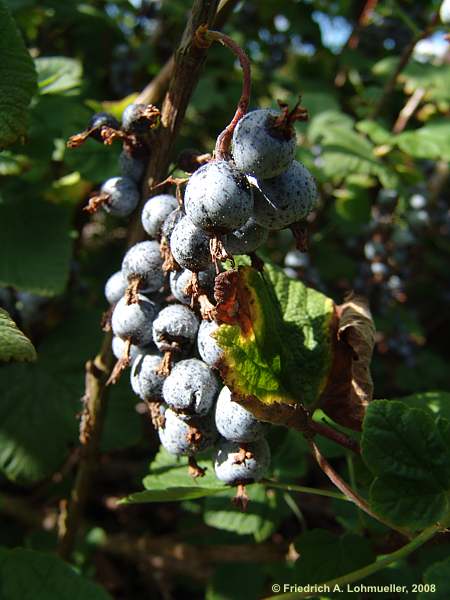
310,420,360,454
195,26,251,158
308,439,411,537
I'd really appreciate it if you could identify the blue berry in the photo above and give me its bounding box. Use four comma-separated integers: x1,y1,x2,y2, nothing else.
112,336,142,363
170,216,211,272
224,217,268,254
100,177,140,217
104,270,127,305
232,109,296,178
141,194,178,239
158,408,216,456
88,112,119,142
184,160,253,233
197,320,223,367
162,358,218,416
111,294,156,346
122,103,154,135
152,304,199,354
130,353,165,400
251,161,318,230
214,438,271,484
214,386,266,443
119,150,146,183
169,267,215,305
161,208,185,241
121,241,164,293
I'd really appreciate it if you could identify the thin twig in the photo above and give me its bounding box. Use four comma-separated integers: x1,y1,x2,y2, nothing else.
58,333,114,558
309,419,360,454
262,480,349,502
135,0,240,106
392,87,425,133
194,27,251,158
308,439,411,538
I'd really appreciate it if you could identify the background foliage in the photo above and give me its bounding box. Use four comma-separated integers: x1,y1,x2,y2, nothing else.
0,0,449,598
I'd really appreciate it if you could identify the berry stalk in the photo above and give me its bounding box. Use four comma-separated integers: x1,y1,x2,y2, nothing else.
195,25,251,158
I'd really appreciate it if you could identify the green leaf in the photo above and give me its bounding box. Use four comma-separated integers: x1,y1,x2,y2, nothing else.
215,264,334,408
204,484,285,542
124,486,226,503
122,447,227,504
356,120,393,146
0,1,36,147
401,61,450,104
0,309,102,483
35,56,82,95
307,110,354,143
291,529,374,584
0,548,112,600
0,196,73,296
394,120,450,162
307,111,397,188
0,308,36,362
321,127,395,187
361,400,450,529
419,556,450,600
399,391,450,421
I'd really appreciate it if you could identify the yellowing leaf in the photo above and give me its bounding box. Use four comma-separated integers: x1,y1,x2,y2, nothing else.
0,308,36,363
214,264,335,412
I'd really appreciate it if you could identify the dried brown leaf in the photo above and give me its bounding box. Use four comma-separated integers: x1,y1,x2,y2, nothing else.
319,293,375,431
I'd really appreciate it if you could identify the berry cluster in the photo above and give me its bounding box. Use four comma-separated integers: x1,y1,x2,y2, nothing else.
69,103,160,217
79,97,318,498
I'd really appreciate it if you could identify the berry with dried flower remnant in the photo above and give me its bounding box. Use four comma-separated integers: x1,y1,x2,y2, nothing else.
152,304,199,355
88,112,120,142
169,267,215,305
111,294,156,346
232,108,297,179
214,437,271,484
121,241,164,294
159,408,216,456
92,176,140,217
112,336,143,364
122,103,159,135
